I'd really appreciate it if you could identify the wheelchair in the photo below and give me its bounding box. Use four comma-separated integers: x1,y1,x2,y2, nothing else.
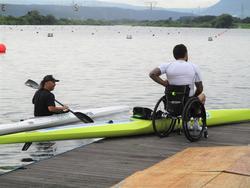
152,85,208,142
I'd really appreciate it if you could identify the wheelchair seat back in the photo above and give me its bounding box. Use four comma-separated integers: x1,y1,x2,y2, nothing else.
165,85,190,116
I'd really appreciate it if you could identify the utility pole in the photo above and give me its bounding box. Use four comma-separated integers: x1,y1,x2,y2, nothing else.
72,0,80,12
241,3,244,19
1,4,6,12
0,3,6,20
145,1,157,11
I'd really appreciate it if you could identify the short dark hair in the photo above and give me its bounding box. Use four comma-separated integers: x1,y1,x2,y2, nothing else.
173,44,187,59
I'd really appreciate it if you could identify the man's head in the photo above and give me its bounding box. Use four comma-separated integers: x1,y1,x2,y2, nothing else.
40,75,59,91
173,44,188,61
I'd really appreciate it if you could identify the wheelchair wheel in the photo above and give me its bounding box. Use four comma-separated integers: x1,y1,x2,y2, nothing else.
182,97,207,142
152,96,176,137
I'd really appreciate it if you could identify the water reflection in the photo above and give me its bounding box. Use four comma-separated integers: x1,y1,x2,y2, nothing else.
30,142,57,158
0,139,101,175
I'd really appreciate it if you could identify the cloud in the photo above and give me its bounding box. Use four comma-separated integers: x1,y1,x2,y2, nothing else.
96,0,220,8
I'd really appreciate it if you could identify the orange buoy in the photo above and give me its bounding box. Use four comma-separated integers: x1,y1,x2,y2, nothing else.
0,43,6,53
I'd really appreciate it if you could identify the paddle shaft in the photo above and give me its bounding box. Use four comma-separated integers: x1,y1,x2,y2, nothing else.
54,98,93,123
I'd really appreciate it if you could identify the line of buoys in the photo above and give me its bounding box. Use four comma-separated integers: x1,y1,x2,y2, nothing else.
208,30,228,42
0,43,6,53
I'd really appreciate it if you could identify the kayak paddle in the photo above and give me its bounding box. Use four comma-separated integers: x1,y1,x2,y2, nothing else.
25,79,94,123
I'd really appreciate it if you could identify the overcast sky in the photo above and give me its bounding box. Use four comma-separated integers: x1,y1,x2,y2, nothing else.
97,0,220,8
2,0,220,8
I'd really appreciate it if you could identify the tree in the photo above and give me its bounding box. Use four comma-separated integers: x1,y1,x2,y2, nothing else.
212,14,233,28
45,14,57,25
193,15,216,23
242,17,250,23
23,10,44,24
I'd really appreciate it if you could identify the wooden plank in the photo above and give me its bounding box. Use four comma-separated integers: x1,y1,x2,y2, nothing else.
225,153,250,176
204,173,250,188
117,146,250,188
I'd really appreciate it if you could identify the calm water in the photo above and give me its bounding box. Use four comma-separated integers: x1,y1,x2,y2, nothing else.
0,25,250,174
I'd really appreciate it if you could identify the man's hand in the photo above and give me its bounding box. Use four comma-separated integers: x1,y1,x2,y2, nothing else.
62,105,69,112
163,80,169,87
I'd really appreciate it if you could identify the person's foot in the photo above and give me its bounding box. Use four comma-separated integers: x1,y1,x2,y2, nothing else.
187,119,202,131
187,122,193,130
193,119,202,131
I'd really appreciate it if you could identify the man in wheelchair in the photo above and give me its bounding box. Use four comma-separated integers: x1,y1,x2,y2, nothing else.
149,44,207,141
149,44,205,104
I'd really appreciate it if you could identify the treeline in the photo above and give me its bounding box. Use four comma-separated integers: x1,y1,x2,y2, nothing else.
126,14,250,28
0,10,111,25
1,10,250,28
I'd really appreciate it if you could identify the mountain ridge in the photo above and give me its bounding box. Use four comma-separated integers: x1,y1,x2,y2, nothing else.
0,4,194,20
203,0,250,17
1,0,250,20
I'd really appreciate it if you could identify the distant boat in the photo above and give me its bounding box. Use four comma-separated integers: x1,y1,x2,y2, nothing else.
208,37,213,41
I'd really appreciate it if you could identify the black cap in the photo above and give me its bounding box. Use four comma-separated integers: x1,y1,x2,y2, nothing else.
42,75,59,82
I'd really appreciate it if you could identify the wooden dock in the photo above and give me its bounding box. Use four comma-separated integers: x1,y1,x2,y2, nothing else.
0,122,249,188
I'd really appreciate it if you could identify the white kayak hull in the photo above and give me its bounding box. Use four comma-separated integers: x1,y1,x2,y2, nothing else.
0,105,129,136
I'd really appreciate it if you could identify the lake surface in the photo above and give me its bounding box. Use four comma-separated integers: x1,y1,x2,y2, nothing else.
0,25,250,174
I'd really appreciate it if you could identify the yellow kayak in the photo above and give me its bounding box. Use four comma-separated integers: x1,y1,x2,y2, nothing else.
0,109,249,144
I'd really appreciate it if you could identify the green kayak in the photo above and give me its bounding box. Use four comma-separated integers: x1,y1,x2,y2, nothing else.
0,108,249,144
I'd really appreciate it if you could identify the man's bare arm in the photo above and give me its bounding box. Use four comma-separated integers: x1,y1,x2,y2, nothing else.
194,81,203,96
48,105,68,113
149,68,169,87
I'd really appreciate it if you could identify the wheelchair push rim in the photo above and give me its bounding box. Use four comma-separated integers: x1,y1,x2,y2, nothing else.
182,97,207,142
152,96,176,137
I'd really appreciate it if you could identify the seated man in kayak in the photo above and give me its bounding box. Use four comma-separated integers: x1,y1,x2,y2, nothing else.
149,44,206,104
32,75,69,117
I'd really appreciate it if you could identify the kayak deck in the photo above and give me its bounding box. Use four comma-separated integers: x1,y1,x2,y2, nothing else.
0,105,129,136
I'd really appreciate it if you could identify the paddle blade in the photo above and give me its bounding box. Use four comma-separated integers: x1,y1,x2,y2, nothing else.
74,112,94,123
25,79,39,89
